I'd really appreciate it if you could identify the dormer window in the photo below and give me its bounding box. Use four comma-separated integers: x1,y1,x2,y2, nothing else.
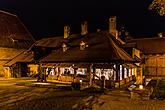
80,41,88,50
62,43,68,52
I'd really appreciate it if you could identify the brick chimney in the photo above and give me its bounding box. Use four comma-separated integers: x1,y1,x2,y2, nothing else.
64,25,70,38
109,16,118,39
81,21,88,35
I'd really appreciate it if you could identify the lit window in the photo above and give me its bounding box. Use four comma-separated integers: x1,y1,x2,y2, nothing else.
80,41,88,50
132,69,135,75
113,64,116,69
77,68,87,75
62,43,68,52
124,68,127,78
120,65,122,80
113,65,116,80
129,69,131,77
95,69,113,80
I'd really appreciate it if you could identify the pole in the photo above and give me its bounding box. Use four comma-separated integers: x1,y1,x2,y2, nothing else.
89,64,93,86
119,64,120,88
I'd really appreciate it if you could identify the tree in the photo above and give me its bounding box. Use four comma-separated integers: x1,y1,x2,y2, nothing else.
149,0,165,16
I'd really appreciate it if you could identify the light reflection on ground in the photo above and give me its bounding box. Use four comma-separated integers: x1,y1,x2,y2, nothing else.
0,77,165,110
33,82,51,85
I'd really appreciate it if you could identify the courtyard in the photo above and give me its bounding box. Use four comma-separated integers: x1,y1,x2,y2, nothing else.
0,78,165,110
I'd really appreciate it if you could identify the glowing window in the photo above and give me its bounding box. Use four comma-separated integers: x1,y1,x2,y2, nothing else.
129,69,131,77
80,41,86,50
124,68,127,78
120,65,122,80
62,43,68,52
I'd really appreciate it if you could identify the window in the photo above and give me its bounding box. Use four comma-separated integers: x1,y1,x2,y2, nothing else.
80,41,86,50
124,68,127,78
62,43,68,52
120,65,122,80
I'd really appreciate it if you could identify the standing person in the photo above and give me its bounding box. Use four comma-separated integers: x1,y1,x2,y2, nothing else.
109,71,114,90
37,64,42,82
37,72,41,82
41,72,44,82
101,75,105,90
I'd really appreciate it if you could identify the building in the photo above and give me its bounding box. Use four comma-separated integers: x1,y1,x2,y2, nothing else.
0,10,35,77
3,15,141,89
31,18,139,88
127,33,165,78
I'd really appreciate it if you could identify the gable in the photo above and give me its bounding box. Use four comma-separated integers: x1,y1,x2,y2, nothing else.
0,10,35,49
130,37,165,54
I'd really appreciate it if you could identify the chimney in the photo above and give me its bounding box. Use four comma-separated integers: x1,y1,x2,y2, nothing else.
109,16,118,39
64,25,70,38
81,21,88,35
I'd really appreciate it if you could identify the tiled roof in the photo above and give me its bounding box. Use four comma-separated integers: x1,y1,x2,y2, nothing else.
129,37,165,54
40,31,135,64
4,51,34,66
34,37,65,48
0,10,34,49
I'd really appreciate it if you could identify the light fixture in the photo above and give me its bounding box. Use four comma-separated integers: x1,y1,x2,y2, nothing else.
139,85,144,89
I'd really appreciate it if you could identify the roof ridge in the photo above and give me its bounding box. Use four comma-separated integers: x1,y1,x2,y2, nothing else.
39,36,63,40
101,32,122,60
132,37,165,40
0,10,17,17
105,32,133,61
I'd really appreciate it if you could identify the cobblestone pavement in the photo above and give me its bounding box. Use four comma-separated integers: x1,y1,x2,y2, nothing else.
0,78,165,110
92,90,165,110
0,78,100,110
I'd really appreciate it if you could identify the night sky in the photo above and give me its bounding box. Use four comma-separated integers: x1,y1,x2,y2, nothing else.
0,0,165,39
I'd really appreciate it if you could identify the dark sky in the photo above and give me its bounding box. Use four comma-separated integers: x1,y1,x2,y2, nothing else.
0,0,165,39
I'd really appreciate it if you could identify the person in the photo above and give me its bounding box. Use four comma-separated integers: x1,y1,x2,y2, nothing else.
47,68,51,75
64,69,67,75
101,75,105,90
37,72,41,82
41,72,44,82
37,71,45,82
143,77,146,86
67,70,70,75
109,77,112,90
